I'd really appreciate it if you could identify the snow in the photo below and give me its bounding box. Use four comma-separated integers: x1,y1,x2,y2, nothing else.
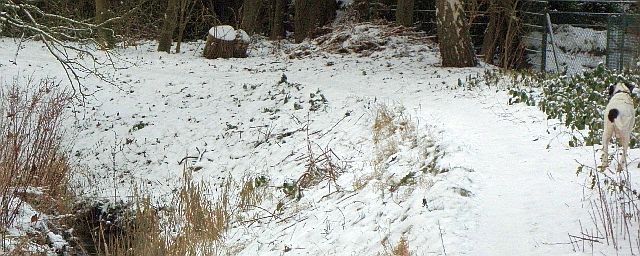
209,25,236,41
47,232,68,251
554,25,607,54
236,29,250,43
338,0,353,6
0,196,58,254
0,23,632,254
439,94,588,254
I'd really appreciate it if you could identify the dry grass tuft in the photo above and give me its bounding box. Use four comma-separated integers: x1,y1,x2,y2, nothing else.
174,168,230,251
112,170,230,255
372,104,397,144
379,235,411,256
89,196,167,256
372,104,415,170
238,176,267,210
285,119,347,199
355,104,418,191
392,236,411,256
357,103,447,193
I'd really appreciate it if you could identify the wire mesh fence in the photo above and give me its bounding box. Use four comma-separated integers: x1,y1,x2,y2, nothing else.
521,0,638,74
521,0,549,72
607,14,640,71
518,0,636,74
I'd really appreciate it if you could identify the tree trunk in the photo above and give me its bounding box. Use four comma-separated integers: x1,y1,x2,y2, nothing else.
480,0,524,68
270,0,286,40
294,0,336,43
175,0,196,53
479,3,504,64
95,0,114,49
203,26,250,59
396,0,414,27
241,0,263,35
158,0,179,53
435,0,477,67
294,0,312,43
316,0,337,26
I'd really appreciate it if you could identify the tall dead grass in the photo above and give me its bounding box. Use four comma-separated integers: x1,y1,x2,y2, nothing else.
354,104,418,191
573,162,640,253
379,235,411,256
90,165,273,255
372,104,416,170
0,77,72,239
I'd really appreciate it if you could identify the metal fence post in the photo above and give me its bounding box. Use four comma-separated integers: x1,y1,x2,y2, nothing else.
541,1,548,73
620,16,627,70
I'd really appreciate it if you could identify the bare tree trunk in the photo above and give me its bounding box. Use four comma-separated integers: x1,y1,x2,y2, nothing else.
270,0,286,40
480,2,503,64
241,0,263,35
158,0,179,53
500,2,524,68
175,0,196,53
316,0,337,26
480,0,523,68
95,0,114,49
294,0,312,43
396,0,414,27
294,0,336,43
435,0,477,67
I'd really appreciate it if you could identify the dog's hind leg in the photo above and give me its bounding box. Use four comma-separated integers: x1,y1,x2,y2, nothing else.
619,133,630,172
602,125,613,167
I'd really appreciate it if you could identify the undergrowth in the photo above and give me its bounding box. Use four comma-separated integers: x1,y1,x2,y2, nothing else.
81,160,278,256
0,77,75,253
278,114,347,200
573,161,640,253
507,64,640,147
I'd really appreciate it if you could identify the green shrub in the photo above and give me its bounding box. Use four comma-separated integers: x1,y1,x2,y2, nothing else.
508,64,640,147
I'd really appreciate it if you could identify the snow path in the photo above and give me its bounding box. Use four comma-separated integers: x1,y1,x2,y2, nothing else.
421,95,591,255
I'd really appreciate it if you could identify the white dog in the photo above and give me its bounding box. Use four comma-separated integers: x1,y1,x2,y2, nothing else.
602,82,635,170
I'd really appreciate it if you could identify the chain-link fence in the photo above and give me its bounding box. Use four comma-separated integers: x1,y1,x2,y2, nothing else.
521,0,638,74
607,14,640,71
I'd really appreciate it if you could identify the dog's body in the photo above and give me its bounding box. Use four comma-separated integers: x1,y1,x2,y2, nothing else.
602,82,635,170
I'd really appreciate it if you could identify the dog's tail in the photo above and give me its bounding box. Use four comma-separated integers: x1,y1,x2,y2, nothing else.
608,109,619,122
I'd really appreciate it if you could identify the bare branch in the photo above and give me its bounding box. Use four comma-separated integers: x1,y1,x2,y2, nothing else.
1,0,124,99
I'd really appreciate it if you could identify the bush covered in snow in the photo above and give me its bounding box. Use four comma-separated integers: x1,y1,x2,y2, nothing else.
508,64,640,147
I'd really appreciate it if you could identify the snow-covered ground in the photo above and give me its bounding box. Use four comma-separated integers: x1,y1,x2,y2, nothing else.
0,25,632,255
